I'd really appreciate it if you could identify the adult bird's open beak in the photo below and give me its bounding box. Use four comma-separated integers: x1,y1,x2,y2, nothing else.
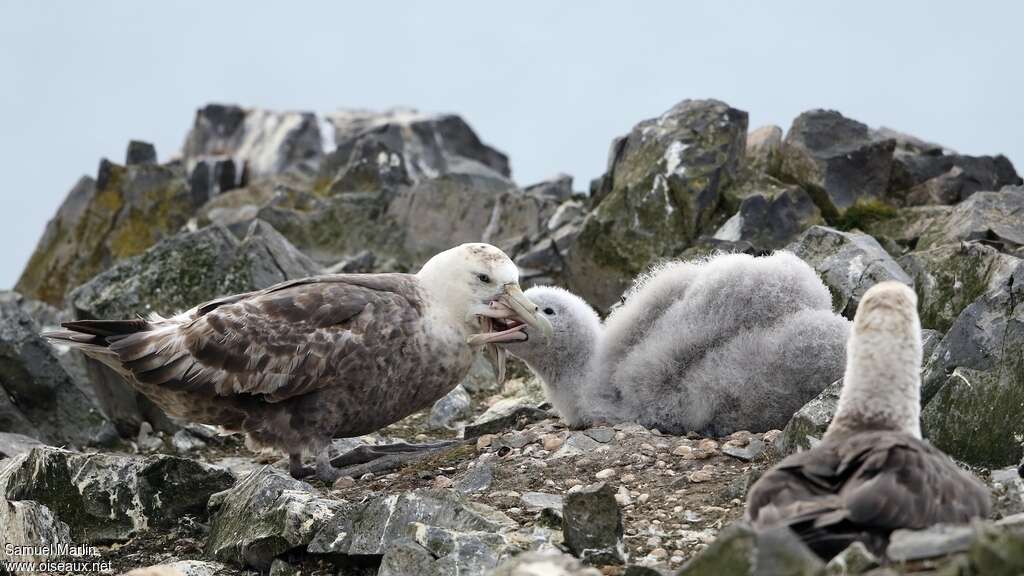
466,284,553,386
496,283,554,340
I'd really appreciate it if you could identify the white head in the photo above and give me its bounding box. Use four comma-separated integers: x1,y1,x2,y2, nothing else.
827,281,923,438
502,286,602,424
416,242,554,338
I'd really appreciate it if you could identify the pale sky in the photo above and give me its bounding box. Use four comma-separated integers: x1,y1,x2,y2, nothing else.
1,1,1021,290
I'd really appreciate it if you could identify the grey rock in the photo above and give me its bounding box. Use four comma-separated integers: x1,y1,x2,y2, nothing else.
206,466,341,571
676,522,824,576
429,384,472,430
584,427,615,444
921,258,1024,467
325,108,510,182
126,140,158,166
779,109,896,218
0,499,72,564
921,328,943,361
323,249,377,274
722,439,766,462
16,159,198,306
894,152,1020,205
460,353,499,394
886,524,979,562
455,462,495,495
268,558,302,576
991,465,1024,518
547,200,586,232
778,380,842,456
919,186,1024,256
490,550,603,576
189,157,240,201
464,399,550,438
563,482,625,565
307,488,515,556
69,221,318,437
525,173,575,203
565,99,748,310
0,299,106,445
0,446,234,544
521,492,564,512
745,125,784,175
551,433,604,459
715,176,823,249
171,429,207,453
899,242,1020,332
142,560,234,576
787,225,912,318
0,432,45,459
183,104,322,183
378,523,515,576
825,541,879,574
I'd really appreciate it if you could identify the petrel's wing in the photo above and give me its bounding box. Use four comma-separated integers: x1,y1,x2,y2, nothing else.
108,273,425,402
747,431,991,558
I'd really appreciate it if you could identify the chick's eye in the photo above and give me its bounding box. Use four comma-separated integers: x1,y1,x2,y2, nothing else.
477,273,491,284
543,307,555,316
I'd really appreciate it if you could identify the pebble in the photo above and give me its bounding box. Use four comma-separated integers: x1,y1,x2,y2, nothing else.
477,434,496,450
541,434,564,451
647,536,663,547
638,493,650,504
584,427,616,443
433,475,453,489
595,468,617,480
615,486,632,506
687,468,713,483
333,476,355,489
762,429,783,443
360,473,375,481
672,445,693,457
621,473,637,483
698,439,719,452
649,548,668,560
670,555,685,565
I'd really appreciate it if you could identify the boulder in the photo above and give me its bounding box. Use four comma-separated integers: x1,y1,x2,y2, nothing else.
779,109,896,219
206,466,341,571
69,221,318,436
182,104,322,183
893,152,1020,205
566,99,748,309
921,259,1024,467
917,186,1024,256
429,384,472,430
0,299,106,445
126,140,158,166
744,125,783,176
676,523,824,576
714,175,822,249
525,173,575,203
378,523,516,576
777,380,841,456
899,242,1020,332
307,488,515,556
562,482,625,565
323,108,510,184
787,225,913,317
490,551,603,576
0,447,233,545
15,157,198,306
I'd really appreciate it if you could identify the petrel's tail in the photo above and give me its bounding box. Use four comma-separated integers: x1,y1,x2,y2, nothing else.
41,318,153,371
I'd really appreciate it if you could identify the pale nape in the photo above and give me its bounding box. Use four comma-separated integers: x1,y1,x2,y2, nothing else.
505,251,851,435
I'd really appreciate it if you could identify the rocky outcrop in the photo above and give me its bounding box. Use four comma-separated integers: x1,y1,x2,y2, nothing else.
921,258,1024,467
566,99,748,309
714,175,822,249
787,225,913,317
0,299,106,446
778,109,896,219
15,152,199,306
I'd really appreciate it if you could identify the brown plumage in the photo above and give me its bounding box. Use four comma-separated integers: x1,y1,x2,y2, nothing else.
746,282,990,559
43,243,551,478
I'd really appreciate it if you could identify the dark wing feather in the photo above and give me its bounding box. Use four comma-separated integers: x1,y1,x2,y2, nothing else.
747,430,991,559
110,273,424,402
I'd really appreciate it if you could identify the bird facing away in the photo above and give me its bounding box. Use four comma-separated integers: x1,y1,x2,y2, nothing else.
745,282,991,560
43,243,552,480
504,251,851,435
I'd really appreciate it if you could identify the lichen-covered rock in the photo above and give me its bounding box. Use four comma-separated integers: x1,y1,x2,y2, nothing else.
183,104,323,183
68,220,318,436
490,550,603,576
921,259,1024,467
378,523,516,576
777,380,842,457
15,157,198,306
676,523,825,576
916,186,1024,256
206,466,340,571
899,242,1020,332
787,225,912,317
565,99,748,309
307,488,515,556
714,175,822,249
562,482,625,565
778,109,896,219
0,447,233,545
0,299,106,445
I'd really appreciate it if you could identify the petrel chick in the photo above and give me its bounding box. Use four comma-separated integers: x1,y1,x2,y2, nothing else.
43,243,552,480
746,282,990,559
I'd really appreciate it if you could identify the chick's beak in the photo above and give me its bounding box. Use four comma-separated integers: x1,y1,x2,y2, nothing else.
498,283,553,341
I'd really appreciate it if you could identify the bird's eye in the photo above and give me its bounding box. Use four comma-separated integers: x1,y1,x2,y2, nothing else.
477,273,491,284
543,307,555,316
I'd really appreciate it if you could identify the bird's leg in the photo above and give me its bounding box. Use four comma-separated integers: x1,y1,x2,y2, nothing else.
289,453,315,479
315,448,342,483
